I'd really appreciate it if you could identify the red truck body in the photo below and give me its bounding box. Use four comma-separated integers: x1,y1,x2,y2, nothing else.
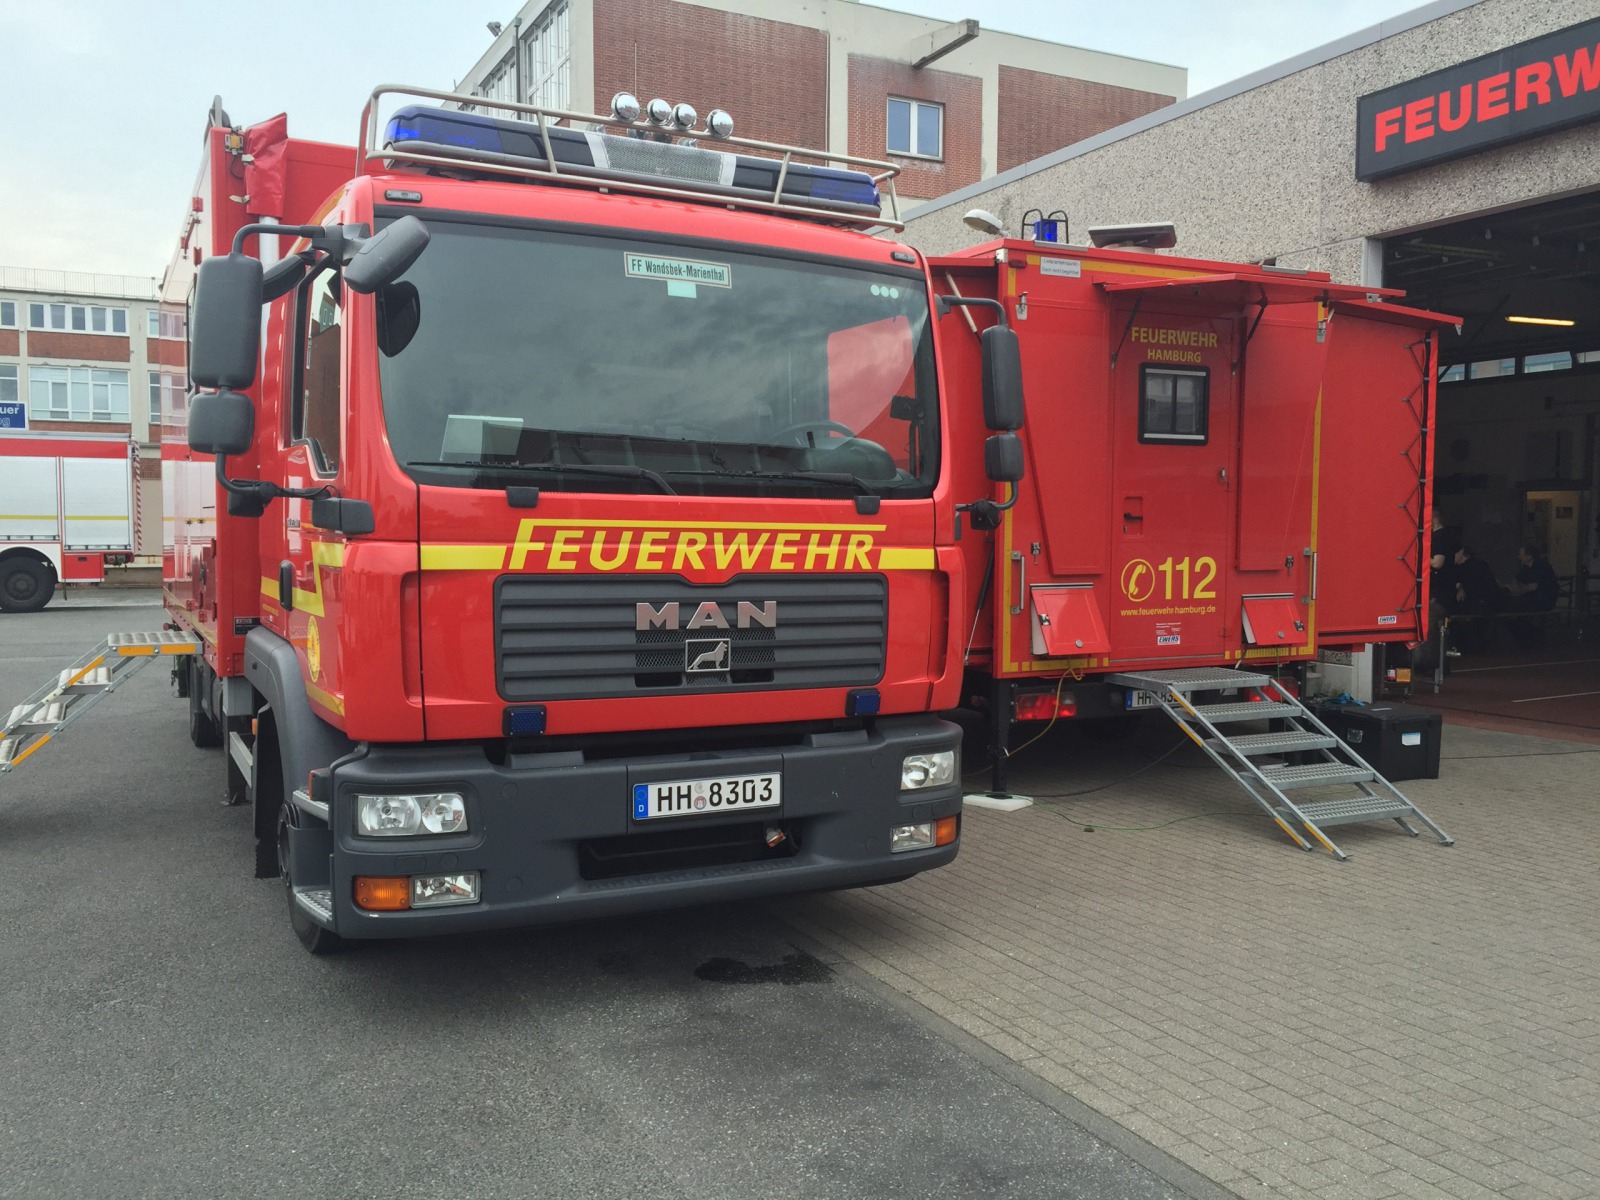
924,241,1454,784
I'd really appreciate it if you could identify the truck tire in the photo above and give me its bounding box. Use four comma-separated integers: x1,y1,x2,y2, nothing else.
278,799,344,955
0,557,55,613
188,659,222,749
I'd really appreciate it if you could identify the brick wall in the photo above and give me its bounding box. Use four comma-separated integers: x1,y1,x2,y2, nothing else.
26,332,130,362
997,66,1174,173
147,339,185,369
0,329,18,356
592,0,826,148
848,56,982,200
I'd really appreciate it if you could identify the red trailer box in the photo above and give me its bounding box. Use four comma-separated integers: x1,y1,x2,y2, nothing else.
926,238,1457,790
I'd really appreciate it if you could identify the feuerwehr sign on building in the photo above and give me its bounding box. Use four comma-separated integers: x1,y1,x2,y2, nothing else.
1356,16,1600,180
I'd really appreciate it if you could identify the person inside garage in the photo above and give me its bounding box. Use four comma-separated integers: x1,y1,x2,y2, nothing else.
1503,543,1559,645
1416,507,1460,671
1446,544,1500,651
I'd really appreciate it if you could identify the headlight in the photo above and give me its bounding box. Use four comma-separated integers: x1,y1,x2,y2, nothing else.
356,792,467,837
900,751,956,790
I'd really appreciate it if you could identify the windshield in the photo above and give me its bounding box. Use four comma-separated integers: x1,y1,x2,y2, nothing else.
374,221,939,499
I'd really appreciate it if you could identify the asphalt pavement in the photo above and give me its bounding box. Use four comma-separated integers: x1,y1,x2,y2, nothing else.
0,596,1215,1199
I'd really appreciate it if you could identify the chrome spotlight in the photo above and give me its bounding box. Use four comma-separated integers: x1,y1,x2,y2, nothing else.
611,92,641,123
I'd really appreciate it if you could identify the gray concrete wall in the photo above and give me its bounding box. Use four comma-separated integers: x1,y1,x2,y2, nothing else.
903,0,1600,283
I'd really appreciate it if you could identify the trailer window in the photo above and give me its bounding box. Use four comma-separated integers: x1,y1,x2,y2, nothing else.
295,271,342,473
1139,367,1208,444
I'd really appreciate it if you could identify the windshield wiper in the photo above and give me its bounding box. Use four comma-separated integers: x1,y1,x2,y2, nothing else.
670,467,879,495
407,459,676,495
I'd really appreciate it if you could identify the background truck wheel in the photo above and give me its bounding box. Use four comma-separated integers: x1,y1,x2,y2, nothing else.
278,801,343,955
0,557,55,613
188,660,222,748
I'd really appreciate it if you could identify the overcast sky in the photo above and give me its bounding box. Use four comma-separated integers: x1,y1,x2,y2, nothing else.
0,0,1428,278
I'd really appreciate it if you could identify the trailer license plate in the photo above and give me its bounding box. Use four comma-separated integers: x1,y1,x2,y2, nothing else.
1126,690,1159,710
633,773,781,820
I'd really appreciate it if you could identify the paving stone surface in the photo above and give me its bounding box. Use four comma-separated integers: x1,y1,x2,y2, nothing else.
777,717,1600,1200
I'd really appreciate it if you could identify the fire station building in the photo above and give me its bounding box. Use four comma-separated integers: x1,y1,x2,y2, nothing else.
458,0,1187,202
905,0,1600,695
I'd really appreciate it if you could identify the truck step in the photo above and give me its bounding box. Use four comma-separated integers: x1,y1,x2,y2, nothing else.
1281,797,1418,826
1189,701,1301,723
58,665,113,692
4,700,68,734
106,631,200,656
1108,668,1273,693
1259,763,1376,789
1206,731,1336,757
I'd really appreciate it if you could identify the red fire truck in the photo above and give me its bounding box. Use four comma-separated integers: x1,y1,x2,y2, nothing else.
927,221,1458,805
167,88,1002,952
0,434,138,611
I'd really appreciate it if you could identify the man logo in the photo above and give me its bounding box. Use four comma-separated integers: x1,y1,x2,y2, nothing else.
686,639,731,672
636,601,778,631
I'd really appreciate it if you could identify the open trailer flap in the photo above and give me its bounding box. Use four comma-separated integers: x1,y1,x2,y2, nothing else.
1240,594,1307,647
1098,272,1402,307
1029,585,1111,657
1327,297,1463,331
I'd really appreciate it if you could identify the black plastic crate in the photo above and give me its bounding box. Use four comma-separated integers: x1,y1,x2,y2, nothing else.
1315,702,1441,781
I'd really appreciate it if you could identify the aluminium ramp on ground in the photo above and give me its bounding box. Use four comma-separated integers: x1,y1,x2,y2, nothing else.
0,632,198,774
1106,667,1453,860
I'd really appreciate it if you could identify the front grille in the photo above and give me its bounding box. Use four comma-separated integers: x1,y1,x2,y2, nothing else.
495,574,887,701
578,819,801,881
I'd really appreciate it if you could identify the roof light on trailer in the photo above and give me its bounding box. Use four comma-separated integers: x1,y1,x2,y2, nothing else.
646,98,673,125
1023,208,1069,245
671,102,698,131
611,92,641,122
706,108,734,139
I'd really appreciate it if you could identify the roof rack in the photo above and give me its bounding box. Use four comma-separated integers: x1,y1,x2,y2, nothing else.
357,84,904,232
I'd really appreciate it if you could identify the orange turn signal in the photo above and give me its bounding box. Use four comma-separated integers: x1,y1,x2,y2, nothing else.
354,875,411,911
935,815,959,847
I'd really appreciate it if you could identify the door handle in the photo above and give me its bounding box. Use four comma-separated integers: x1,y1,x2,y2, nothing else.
1218,467,1229,487
1122,511,1143,521
278,561,295,611
1010,551,1025,615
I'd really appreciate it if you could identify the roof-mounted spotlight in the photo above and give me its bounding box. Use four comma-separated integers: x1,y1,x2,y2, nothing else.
487,21,503,35
611,92,641,123
963,208,1005,237
706,108,735,139
1087,221,1177,250
671,102,698,131
645,98,673,125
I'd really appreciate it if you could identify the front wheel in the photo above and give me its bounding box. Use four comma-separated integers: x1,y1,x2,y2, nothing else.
279,801,344,955
0,557,55,613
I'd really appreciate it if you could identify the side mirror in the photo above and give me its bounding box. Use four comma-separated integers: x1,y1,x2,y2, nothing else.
981,325,1024,432
190,254,264,389
985,432,1024,483
344,215,431,294
188,390,255,456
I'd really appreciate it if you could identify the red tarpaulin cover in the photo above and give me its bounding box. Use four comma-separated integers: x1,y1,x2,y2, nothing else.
243,113,289,219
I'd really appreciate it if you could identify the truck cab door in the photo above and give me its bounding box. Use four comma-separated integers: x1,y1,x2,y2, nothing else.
1108,307,1236,663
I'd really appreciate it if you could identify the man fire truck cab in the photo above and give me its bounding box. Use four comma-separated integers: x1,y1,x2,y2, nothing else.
170,87,1021,951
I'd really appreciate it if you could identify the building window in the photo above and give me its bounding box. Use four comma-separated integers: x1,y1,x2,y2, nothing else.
0,364,17,405
149,371,181,424
521,2,570,111
887,98,942,159
1468,357,1517,380
0,300,15,327
147,309,185,339
29,366,130,422
1438,363,1465,384
26,302,129,335
1522,351,1572,374
1139,367,1209,444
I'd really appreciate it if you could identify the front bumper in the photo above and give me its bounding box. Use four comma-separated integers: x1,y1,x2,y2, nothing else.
294,714,962,938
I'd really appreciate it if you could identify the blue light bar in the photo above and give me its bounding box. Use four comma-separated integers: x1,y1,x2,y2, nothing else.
1033,219,1061,244
383,105,881,218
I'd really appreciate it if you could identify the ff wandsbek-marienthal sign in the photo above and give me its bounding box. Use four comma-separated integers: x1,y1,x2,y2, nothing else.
1357,16,1600,181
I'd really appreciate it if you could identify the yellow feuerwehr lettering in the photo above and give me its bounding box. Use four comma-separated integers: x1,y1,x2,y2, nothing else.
509,518,541,569
713,531,770,570
635,530,669,570
673,531,707,571
590,530,632,570
804,533,841,570
548,529,581,569
845,534,874,569
770,532,800,570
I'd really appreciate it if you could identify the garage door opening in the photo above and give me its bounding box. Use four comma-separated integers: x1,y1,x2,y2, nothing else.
1384,192,1600,737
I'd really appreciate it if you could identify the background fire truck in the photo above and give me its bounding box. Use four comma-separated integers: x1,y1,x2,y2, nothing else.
0,434,137,611
162,87,1010,952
